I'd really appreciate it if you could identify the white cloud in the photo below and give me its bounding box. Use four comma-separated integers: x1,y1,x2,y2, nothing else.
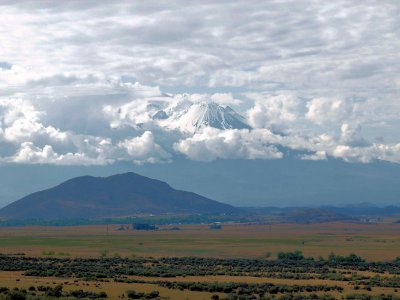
306,97,352,125
332,143,400,164
0,1,398,94
300,151,327,161
0,82,399,165
0,98,68,144
174,128,283,161
118,131,170,164
340,123,360,142
210,93,242,106
9,142,110,165
0,1,398,165
12,143,58,164
247,94,301,130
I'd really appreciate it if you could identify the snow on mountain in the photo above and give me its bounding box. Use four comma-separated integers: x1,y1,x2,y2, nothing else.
106,94,251,133
156,100,251,132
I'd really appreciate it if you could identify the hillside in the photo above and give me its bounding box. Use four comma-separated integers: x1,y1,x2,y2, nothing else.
0,172,239,220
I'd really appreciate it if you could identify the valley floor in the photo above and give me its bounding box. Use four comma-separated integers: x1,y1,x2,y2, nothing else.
0,221,399,260
0,221,399,299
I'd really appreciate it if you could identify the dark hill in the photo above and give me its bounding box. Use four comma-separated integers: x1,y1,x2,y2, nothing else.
0,172,239,220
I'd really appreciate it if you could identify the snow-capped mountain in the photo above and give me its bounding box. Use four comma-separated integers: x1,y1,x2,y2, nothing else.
156,101,251,132
105,94,251,133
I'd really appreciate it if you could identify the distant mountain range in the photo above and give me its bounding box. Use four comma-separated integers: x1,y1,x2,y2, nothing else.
0,172,239,220
0,169,399,223
243,203,400,223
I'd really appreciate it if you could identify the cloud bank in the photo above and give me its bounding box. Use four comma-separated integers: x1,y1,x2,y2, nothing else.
0,0,399,165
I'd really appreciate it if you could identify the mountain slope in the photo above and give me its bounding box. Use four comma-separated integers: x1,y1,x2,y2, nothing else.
0,172,239,220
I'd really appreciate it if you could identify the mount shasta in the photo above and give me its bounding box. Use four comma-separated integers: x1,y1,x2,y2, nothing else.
110,96,251,133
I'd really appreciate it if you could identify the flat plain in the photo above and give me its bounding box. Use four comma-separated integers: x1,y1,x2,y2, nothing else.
0,221,399,260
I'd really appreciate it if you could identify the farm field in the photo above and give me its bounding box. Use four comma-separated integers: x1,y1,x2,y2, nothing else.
0,221,399,260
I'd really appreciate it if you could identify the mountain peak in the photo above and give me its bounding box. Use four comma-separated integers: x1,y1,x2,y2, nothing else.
163,101,251,132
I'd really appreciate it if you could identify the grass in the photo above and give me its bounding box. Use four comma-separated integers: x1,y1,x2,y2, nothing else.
0,222,399,260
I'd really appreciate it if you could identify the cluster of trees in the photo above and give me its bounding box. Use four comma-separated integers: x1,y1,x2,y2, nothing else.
126,289,159,299
277,250,305,261
352,275,400,288
132,223,158,230
219,294,400,300
345,295,399,300
210,223,222,230
0,285,107,299
221,295,336,300
1,286,399,300
158,280,344,294
327,253,365,264
1,253,400,281
276,251,366,264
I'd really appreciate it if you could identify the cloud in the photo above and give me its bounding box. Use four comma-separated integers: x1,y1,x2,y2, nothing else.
0,98,67,145
0,1,399,93
0,1,398,165
8,142,111,166
174,128,283,161
210,93,242,106
0,80,398,165
306,97,352,125
118,131,171,164
331,143,400,164
247,94,301,130
300,151,327,161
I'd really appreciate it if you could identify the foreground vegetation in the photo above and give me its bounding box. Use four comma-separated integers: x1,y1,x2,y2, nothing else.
1,253,400,279
0,252,400,299
0,285,107,299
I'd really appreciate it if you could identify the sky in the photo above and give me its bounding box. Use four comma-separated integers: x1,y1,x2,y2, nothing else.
0,1,399,206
